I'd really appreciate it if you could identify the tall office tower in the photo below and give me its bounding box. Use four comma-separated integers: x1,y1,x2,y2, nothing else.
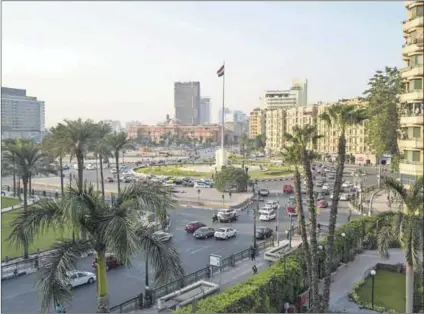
199,97,211,124
174,82,201,125
398,0,423,186
262,78,308,109
1,87,45,142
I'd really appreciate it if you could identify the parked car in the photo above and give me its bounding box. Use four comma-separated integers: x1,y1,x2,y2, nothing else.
105,177,114,183
153,230,173,242
255,227,273,239
194,182,210,188
217,209,238,223
342,181,352,188
193,227,215,239
317,200,329,208
258,189,269,197
282,184,294,194
214,227,237,240
92,253,123,270
316,193,326,201
111,168,117,174
67,271,96,289
185,221,206,233
322,184,330,190
286,204,297,216
340,193,351,201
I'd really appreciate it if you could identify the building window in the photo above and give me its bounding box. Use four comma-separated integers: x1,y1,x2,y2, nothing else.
411,5,424,19
409,79,423,91
412,127,422,138
410,54,423,67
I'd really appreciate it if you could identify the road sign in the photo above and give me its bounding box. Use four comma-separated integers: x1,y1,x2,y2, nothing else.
209,254,221,267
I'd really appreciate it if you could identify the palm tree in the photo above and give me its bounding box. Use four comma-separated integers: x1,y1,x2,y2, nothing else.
5,138,56,258
92,123,113,200
319,103,368,311
106,131,135,194
284,125,322,311
375,176,423,314
58,119,98,193
8,181,184,312
2,139,18,197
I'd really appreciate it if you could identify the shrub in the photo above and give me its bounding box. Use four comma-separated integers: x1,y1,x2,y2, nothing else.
214,167,249,193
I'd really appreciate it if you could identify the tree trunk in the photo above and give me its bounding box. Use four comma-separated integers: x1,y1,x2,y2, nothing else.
302,152,320,311
17,179,21,201
29,174,32,197
99,155,105,201
293,168,313,289
406,263,414,314
76,153,84,194
22,176,29,259
322,133,347,311
115,152,121,194
13,168,16,197
59,155,64,196
96,251,110,313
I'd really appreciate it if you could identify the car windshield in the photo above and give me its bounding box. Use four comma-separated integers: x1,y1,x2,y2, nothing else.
196,227,207,232
217,228,226,232
257,228,265,232
188,221,199,225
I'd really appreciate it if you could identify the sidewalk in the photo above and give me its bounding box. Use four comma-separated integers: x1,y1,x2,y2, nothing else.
329,248,404,313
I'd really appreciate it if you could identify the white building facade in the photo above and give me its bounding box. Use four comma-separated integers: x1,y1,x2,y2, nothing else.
262,78,308,109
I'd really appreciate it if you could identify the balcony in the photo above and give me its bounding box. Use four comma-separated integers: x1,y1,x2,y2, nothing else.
400,115,424,125
398,138,423,150
402,37,424,56
399,90,424,102
399,160,423,176
403,17,424,33
400,65,424,79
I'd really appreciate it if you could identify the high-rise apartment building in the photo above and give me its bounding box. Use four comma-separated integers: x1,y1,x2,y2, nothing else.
262,79,308,109
174,82,201,125
199,97,211,124
248,108,266,139
399,0,424,186
265,108,286,151
1,87,45,142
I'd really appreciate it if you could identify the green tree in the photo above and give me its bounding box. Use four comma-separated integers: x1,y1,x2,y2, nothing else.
319,103,368,311
106,131,135,194
284,125,322,311
2,139,18,197
215,167,249,193
5,138,56,258
254,134,266,152
363,67,402,161
9,182,184,312
92,122,113,200
375,176,423,314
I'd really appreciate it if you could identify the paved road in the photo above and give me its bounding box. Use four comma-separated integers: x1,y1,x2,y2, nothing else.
1,186,360,313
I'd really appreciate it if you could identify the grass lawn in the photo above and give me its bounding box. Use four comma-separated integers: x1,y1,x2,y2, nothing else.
1,197,21,209
356,269,405,313
1,210,72,259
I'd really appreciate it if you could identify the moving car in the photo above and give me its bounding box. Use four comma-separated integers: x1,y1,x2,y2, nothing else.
316,193,325,201
86,164,96,170
111,168,117,174
264,200,278,209
286,204,297,216
258,189,269,197
255,227,273,239
259,210,277,221
153,230,173,242
92,253,123,270
185,221,206,233
339,193,351,201
193,227,215,239
217,209,238,223
214,227,237,240
317,200,329,208
322,184,330,190
282,184,294,194
105,177,114,183
194,182,210,188
67,271,96,288
342,181,352,188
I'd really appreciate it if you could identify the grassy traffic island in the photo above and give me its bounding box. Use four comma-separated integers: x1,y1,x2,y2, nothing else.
135,164,294,180
350,267,406,313
1,197,72,260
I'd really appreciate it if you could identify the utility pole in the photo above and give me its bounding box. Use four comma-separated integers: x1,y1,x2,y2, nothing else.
276,198,280,245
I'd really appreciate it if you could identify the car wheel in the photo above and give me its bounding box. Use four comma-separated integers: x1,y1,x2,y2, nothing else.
88,277,95,284
225,235,228,240
106,265,110,271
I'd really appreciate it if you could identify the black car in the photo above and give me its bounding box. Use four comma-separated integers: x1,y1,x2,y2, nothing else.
258,189,269,197
255,227,273,240
193,227,215,239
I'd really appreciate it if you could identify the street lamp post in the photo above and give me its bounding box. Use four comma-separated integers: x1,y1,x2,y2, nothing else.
276,197,280,245
371,269,376,309
251,183,262,250
341,232,346,263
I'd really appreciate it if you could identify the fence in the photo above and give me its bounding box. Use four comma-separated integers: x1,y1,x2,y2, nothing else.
109,237,274,313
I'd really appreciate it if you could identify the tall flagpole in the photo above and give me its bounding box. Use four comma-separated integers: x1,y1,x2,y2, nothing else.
221,61,225,150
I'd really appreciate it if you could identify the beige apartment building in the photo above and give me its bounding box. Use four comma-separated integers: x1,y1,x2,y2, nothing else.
265,108,286,151
316,98,376,165
285,106,318,134
248,108,266,139
399,0,424,185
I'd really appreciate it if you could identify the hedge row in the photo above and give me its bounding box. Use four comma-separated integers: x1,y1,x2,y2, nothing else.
175,215,382,313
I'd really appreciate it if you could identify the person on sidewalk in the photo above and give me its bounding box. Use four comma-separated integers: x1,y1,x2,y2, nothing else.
252,264,258,274
250,245,256,261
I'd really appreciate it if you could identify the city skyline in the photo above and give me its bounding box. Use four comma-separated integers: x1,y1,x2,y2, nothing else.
2,1,404,127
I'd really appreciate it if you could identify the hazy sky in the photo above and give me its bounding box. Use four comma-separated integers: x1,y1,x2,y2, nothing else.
2,1,405,127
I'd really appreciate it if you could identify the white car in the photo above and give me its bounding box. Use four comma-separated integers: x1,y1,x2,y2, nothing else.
111,168,117,174
217,209,238,222
67,271,96,288
322,184,330,190
194,182,209,188
264,201,278,209
259,211,277,221
85,164,96,170
340,193,351,201
153,230,173,242
214,227,237,240
342,181,352,188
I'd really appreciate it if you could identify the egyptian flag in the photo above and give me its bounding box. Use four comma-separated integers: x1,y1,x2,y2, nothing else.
217,64,225,77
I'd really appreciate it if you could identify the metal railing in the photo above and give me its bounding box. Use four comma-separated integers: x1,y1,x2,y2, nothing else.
109,238,274,313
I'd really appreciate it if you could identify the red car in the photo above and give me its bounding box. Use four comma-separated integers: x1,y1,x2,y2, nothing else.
185,221,206,233
286,205,297,216
92,253,123,271
317,200,329,208
105,177,114,183
282,185,294,194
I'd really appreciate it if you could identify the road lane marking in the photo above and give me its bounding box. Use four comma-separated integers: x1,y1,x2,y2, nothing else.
187,245,213,255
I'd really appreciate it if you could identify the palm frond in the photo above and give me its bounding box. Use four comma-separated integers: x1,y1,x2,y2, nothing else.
36,239,94,312
384,176,408,203
135,227,185,284
377,225,395,260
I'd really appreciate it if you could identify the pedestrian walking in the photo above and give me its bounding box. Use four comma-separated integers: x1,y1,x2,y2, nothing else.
250,245,256,261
